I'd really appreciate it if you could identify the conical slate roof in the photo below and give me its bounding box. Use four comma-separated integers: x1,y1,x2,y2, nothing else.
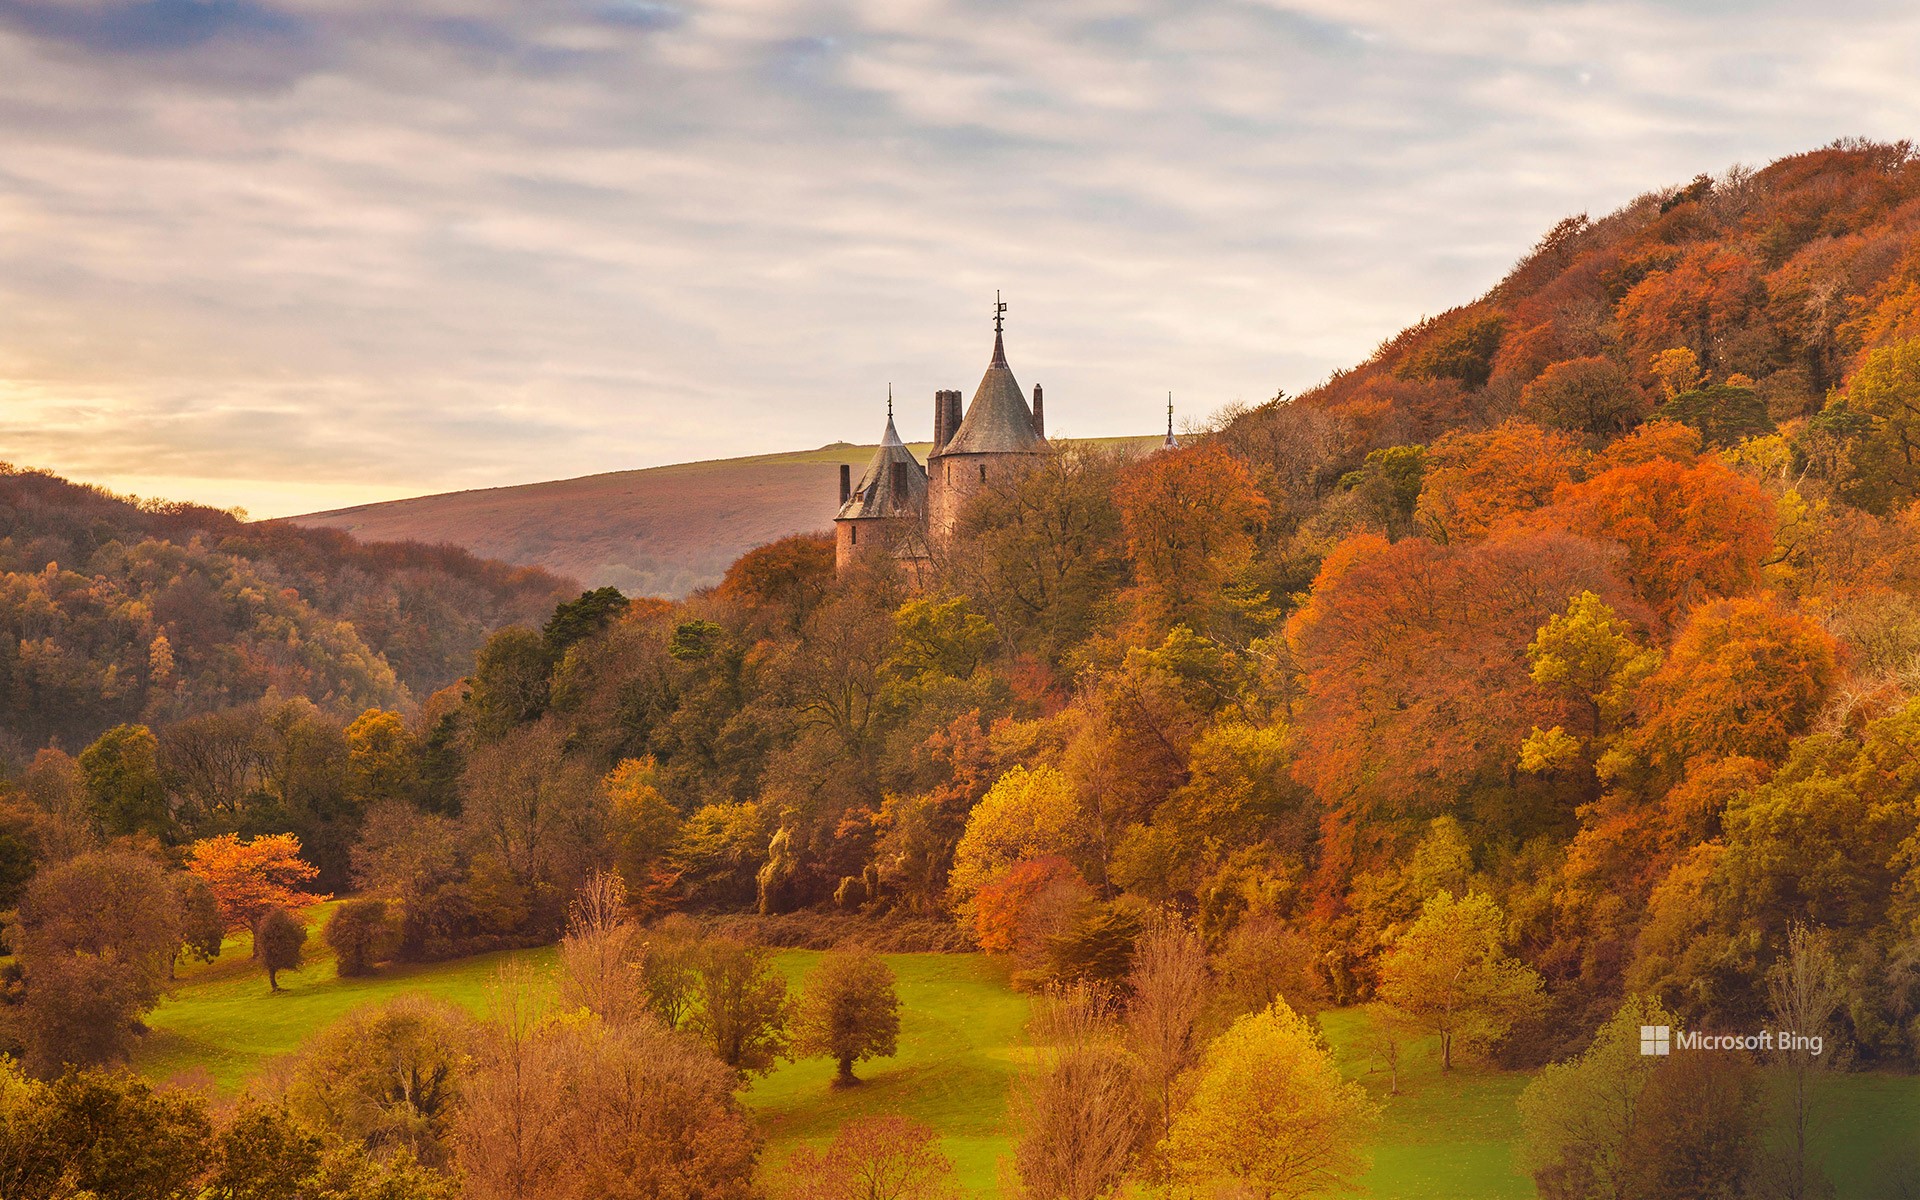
837,413,927,520
936,331,1045,457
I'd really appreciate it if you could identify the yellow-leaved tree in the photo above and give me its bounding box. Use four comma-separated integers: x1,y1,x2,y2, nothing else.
947,765,1088,909
1376,890,1544,1070
1161,1000,1378,1200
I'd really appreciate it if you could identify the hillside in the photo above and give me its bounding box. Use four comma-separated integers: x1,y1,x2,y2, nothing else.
289,437,1162,598
1259,138,1920,464
0,464,573,752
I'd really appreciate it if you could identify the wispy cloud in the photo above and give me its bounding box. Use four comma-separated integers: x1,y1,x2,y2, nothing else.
0,0,1916,515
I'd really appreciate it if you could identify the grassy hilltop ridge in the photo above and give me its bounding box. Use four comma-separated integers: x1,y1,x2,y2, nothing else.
288,436,1160,598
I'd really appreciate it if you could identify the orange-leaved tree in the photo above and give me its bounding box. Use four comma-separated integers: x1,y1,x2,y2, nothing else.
1114,441,1269,636
1630,595,1840,772
1546,456,1773,625
185,832,329,937
1414,420,1581,543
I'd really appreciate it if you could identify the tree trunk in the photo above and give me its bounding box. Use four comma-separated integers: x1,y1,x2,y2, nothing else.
835,1056,857,1087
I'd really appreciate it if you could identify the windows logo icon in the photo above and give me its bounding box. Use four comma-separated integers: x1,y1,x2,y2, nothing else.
1640,1025,1671,1056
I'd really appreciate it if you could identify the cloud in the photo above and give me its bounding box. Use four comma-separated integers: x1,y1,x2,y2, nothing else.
0,0,1917,515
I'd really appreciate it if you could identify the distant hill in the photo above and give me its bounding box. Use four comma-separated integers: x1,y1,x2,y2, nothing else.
0,464,573,752
288,438,1160,598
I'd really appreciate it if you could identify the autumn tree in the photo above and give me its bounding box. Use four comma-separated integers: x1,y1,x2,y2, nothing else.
1630,595,1839,771
1113,441,1270,636
1161,1000,1378,1200
185,832,328,939
689,937,792,1078
345,708,422,809
794,948,901,1086
323,898,394,978
1547,456,1773,623
1519,356,1647,436
949,766,1089,909
1286,528,1624,881
1516,994,1761,1200
456,968,757,1200
0,1063,214,1200
605,757,683,915
557,869,647,1027
258,907,308,991
773,1114,959,1200
1414,420,1581,542
1376,891,1543,1070
8,851,181,1074
1526,590,1659,742
282,994,476,1168
1827,337,1920,512
1009,988,1145,1200
1125,916,1210,1156
1763,924,1844,1200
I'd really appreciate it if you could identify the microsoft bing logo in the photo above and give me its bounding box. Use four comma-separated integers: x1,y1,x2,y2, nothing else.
1640,1025,1671,1056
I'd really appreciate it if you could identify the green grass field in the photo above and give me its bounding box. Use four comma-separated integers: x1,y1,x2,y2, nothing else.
132,909,1920,1198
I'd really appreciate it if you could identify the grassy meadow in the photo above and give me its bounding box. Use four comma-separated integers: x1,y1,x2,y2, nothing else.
131,906,1920,1199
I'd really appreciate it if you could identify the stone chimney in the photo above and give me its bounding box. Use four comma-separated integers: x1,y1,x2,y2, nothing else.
839,463,851,504
1031,384,1044,438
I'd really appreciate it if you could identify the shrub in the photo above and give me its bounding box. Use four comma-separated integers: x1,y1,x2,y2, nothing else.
324,899,395,978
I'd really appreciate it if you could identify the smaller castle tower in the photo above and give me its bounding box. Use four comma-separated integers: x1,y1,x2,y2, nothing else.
834,390,929,575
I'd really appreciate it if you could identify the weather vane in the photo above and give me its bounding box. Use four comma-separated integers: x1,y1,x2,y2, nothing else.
994,290,1007,334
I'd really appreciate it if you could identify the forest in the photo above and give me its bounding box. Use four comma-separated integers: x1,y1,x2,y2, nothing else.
7,138,1920,1197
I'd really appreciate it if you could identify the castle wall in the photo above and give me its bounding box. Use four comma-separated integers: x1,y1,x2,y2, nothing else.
925,450,1045,545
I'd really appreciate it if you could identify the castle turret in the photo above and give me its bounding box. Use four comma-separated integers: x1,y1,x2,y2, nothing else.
835,395,929,575
926,294,1047,543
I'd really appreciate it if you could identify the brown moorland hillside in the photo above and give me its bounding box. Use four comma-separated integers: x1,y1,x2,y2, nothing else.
289,438,1159,597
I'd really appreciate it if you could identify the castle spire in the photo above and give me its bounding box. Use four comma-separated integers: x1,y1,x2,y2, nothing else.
991,290,1008,367
1164,392,1178,450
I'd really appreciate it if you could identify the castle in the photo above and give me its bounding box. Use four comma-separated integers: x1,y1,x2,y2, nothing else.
833,297,1180,577
833,296,1049,575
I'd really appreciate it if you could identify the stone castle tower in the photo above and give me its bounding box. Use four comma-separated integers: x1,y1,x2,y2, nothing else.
834,297,1049,576
833,394,929,574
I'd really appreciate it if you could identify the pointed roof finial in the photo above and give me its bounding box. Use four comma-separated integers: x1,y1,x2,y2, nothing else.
1164,392,1178,449
887,383,893,420
991,291,1008,367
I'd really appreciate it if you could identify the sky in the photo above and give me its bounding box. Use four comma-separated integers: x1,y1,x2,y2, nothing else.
3,1,1920,517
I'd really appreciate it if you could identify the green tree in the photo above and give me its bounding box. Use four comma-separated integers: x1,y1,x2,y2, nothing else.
1828,338,1920,512
1519,994,1673,1198
175,873,226,967
1527,591,1659,741
467,627,552,740
795,948,901,1086
544,586,630,653
1161,1001,1379,1200
78,723,170,840
1376,891,1544,1070
0,1065,214,1200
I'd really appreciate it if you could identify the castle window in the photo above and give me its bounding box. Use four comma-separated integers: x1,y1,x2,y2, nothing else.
851,526,857,545
978,464,987,482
